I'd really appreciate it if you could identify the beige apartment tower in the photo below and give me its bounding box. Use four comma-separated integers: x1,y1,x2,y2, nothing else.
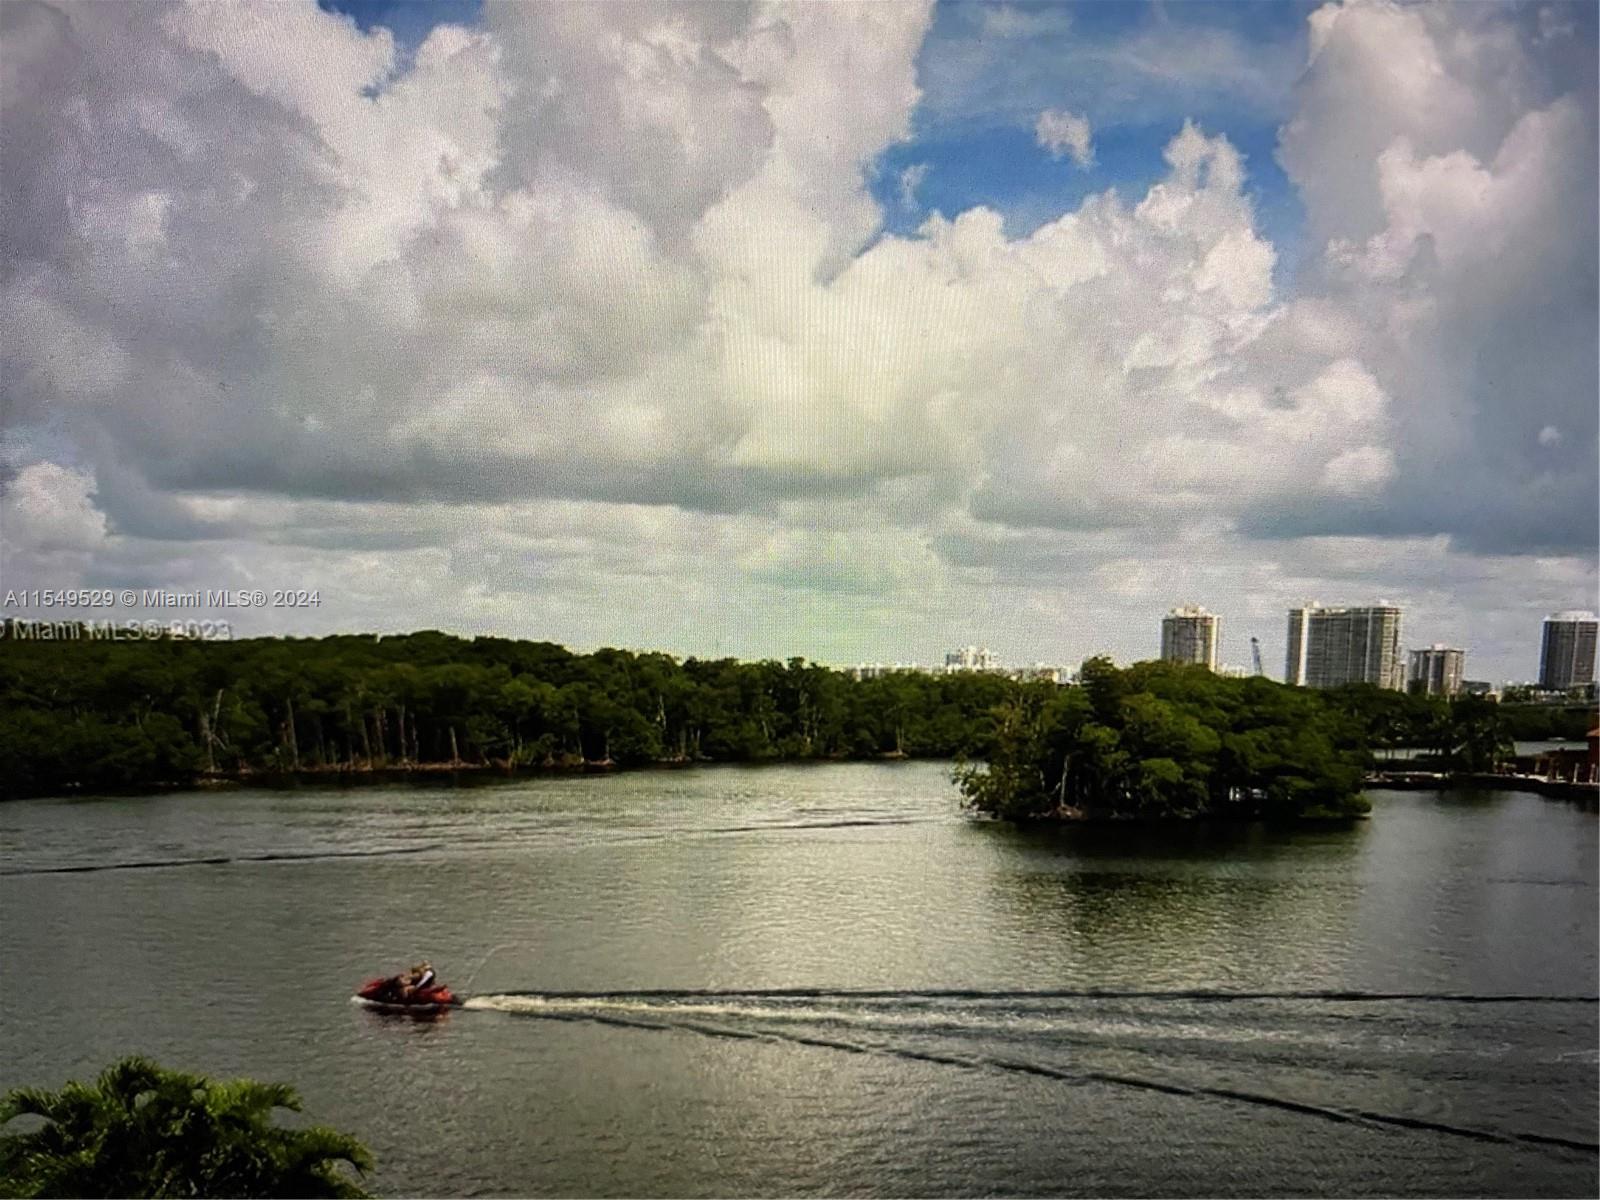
1286,604,1404,690
1408,645,1465,696
1161,606,1220,671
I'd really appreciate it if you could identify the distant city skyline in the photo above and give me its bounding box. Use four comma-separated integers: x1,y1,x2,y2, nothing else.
846,599,1598,690
845,599,1599,687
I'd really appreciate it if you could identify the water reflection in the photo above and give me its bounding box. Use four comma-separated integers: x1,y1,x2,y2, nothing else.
974,820,1368,991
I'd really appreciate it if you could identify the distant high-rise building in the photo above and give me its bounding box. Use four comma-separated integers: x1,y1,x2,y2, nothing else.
1161,606,1220,670
1285,603,1405,690
1538,611,1598,689
1285,611,1307,685
1409,645,1465,696
944,645,997,671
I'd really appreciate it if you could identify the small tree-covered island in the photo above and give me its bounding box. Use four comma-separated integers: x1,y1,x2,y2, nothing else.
957,657,1371,821
0,625,1563,818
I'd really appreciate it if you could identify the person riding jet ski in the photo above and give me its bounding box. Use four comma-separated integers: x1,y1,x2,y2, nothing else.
355,961,455,1009
399,961,436,999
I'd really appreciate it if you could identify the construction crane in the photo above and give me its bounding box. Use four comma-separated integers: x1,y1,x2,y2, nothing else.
1250,637,1265,677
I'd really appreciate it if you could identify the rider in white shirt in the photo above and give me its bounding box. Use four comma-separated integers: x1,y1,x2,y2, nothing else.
398,961,435,998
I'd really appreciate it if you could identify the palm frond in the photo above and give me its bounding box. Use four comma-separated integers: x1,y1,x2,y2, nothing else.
0,1058,374,1199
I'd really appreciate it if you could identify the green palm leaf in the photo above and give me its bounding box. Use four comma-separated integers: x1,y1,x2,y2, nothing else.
0,1058,373,1199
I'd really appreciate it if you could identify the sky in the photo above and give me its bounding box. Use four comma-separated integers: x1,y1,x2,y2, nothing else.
1,0,1596,682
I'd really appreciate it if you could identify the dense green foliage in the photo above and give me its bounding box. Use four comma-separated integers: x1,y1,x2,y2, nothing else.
1496,702,1596,743
1321,683,1592,766
0,627,1019,798
4,626,1584,803
0,1057,371,1198
957,658,1378,821
956,664,1591,823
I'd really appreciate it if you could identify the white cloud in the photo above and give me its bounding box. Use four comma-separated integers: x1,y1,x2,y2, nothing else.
1281,0,1596,554
1034,108,1093,167
1,462,107,552
0,0,1592,681
1,461,111,596
1320,446,1398,496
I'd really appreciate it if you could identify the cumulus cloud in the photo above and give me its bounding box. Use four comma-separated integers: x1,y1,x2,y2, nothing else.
1034,108,1093,167
2,462,107,552
1277,0,1597,555
0,0,1593,680
0,461,110,592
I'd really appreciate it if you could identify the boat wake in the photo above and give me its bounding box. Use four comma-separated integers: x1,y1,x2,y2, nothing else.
2,842,445,877
462,988,1599,1157
480,985,1598,1003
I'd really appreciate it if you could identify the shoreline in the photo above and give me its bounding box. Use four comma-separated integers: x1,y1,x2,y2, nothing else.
10,759,1596,809
990,809,1372,828
1365,770,1598,806
5,752,935,802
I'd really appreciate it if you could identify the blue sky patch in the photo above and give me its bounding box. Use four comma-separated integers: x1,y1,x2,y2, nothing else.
319,0,483,54
320,0,1317,277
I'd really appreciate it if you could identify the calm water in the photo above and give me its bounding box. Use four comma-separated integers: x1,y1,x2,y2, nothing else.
3,763,1596,1197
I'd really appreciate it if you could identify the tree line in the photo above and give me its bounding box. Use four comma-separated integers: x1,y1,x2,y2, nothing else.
1,625,1584,804
0,627,1018,798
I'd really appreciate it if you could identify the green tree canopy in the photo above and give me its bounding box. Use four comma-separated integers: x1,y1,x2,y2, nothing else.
957,659,1372,821
0,628,1037,797
3,624,1581,800
0,1057,372,1199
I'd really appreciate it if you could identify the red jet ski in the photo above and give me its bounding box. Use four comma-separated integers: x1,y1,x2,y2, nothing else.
354,974,460,1014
